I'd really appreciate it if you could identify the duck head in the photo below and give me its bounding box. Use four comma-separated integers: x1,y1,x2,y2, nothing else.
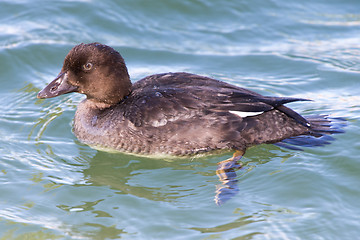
37,43,132,105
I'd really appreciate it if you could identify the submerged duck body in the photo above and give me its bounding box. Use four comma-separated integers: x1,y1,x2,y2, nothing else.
38,43,341,157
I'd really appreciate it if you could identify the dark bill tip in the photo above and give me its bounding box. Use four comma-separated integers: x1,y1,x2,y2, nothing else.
37,72,77,99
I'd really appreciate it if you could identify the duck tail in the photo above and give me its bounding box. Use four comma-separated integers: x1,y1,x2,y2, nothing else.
274,115,347,150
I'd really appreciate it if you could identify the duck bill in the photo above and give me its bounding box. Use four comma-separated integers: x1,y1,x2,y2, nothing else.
37,72,77,99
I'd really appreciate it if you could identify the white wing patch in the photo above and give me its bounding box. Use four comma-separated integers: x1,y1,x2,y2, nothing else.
229,110,264,118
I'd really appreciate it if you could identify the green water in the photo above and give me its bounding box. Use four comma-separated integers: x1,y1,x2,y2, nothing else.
1,0,360,239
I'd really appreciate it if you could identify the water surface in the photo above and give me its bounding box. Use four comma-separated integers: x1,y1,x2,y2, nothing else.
0,0,360,239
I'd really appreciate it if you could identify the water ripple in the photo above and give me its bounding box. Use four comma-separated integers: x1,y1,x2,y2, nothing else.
0,0,359,239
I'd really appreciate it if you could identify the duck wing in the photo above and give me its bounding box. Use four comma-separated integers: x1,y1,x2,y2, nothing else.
125,72,309,127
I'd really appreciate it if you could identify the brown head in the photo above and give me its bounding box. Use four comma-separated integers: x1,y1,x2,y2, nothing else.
37,43,132,106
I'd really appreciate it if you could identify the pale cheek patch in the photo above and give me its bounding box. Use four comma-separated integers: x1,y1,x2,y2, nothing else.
229,110,264,118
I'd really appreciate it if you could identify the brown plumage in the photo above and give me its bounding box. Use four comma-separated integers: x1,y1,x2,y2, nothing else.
37,43,344,157
38,42,346,204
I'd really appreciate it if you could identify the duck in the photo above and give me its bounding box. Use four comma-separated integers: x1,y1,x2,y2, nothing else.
37,43,344,204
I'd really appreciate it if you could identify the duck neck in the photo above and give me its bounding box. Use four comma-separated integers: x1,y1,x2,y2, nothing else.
85,98,114,110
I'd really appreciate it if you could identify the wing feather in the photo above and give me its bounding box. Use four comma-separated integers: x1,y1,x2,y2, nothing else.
125,72,310,127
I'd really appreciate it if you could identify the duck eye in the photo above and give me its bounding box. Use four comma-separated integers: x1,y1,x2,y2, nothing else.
83,62,93,71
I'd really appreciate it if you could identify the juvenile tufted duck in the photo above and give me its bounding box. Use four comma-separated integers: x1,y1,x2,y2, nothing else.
37,43,345,204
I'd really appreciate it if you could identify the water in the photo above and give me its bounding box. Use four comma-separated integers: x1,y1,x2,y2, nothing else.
1,0,359,239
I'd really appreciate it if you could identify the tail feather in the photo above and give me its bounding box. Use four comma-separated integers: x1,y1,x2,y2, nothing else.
307,115,346,134
275,115,346,150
